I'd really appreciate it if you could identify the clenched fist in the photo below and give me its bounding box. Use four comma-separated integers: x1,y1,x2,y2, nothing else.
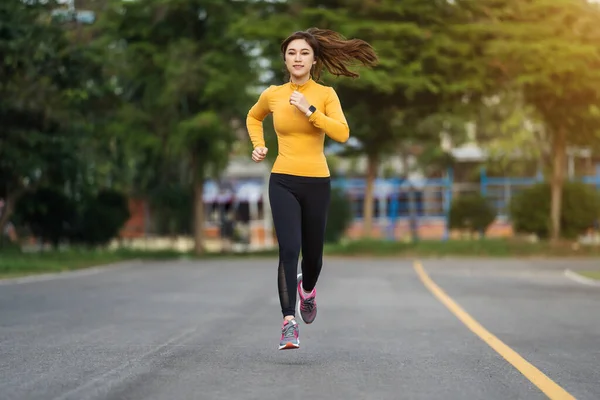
252,146,268,163
289,91,310,114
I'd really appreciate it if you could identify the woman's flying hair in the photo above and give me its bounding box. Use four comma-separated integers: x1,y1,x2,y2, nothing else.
280,27,379,82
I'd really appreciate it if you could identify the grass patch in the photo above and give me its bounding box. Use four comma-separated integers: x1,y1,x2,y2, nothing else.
577,271,600,280
323,238,600,258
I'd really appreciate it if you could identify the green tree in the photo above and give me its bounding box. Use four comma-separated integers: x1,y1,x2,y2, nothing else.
471,89,545,177
0,0,93,238
449,192,497,237
100,0,257,254
463,0,600,242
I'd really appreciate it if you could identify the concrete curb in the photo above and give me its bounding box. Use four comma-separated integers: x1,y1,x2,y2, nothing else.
0,259,143,286
563,269,600,287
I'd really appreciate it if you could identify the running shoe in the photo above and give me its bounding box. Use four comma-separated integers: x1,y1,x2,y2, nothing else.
279,318,300,350
297,273,317,324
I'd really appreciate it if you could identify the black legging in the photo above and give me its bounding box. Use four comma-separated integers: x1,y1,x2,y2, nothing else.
269,173,331,318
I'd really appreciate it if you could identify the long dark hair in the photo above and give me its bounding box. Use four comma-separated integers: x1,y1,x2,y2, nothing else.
280,27,378,82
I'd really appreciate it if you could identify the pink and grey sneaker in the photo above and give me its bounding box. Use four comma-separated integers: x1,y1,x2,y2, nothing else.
279,319,300,350
297,273,317,324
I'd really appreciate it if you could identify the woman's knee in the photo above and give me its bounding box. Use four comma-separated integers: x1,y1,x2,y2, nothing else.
279,246,300,264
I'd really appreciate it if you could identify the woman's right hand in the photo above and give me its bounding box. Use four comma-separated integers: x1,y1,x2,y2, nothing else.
252,146,268,163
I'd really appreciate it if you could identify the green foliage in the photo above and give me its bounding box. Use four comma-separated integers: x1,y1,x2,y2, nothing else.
0,0,124,243
449,192,497,236
91,0,259,252
70,189,131,247
12,186,130,247
99,0,256,185
324,187,353,243
509,184,551,239
148,183,193,235
510,181,600,239
14,187,76,248
473,89,547,175
466,0,600,129
466,0,600,150
0,0,90,196
304,0,476,157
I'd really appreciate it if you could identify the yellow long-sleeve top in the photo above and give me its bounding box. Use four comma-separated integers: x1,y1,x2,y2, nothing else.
246,78,349,178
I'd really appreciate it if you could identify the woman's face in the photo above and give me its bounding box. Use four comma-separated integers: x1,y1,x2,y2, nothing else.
284,39,315,80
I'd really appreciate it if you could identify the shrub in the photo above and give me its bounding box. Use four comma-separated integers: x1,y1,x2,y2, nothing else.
14,187,76,248
325,187,353,243
509,181,600,239
70,189,131,247
449,192,497,236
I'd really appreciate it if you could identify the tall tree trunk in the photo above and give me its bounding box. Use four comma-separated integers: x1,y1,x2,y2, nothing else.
400,149,419,242
407,185,419,242
362,153,378,238
192,155,205,255
550,127,567,244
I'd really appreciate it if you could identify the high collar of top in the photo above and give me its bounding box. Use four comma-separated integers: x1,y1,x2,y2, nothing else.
289,78,315,91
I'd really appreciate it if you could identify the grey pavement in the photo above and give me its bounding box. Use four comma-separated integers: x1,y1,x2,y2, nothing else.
0,257,598,400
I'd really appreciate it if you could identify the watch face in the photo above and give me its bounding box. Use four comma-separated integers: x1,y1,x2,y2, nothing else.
309,105,316,112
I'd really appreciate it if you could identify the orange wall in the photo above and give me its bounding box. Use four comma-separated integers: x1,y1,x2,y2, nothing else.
119,198,146,238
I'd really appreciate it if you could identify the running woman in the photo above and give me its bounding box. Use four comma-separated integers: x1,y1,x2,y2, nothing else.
246,27,378,350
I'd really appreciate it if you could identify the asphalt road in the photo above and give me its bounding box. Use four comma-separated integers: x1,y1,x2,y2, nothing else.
0,257,599,400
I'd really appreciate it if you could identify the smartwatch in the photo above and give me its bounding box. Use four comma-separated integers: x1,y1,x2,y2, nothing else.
306,105,317,117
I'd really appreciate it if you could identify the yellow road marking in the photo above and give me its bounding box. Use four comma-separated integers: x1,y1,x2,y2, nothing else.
413,261,576,400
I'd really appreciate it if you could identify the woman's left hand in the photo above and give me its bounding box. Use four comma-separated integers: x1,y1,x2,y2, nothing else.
290,91,310,114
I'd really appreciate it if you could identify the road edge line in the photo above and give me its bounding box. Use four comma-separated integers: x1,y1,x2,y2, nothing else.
413,260,576,400
563,269,600,287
